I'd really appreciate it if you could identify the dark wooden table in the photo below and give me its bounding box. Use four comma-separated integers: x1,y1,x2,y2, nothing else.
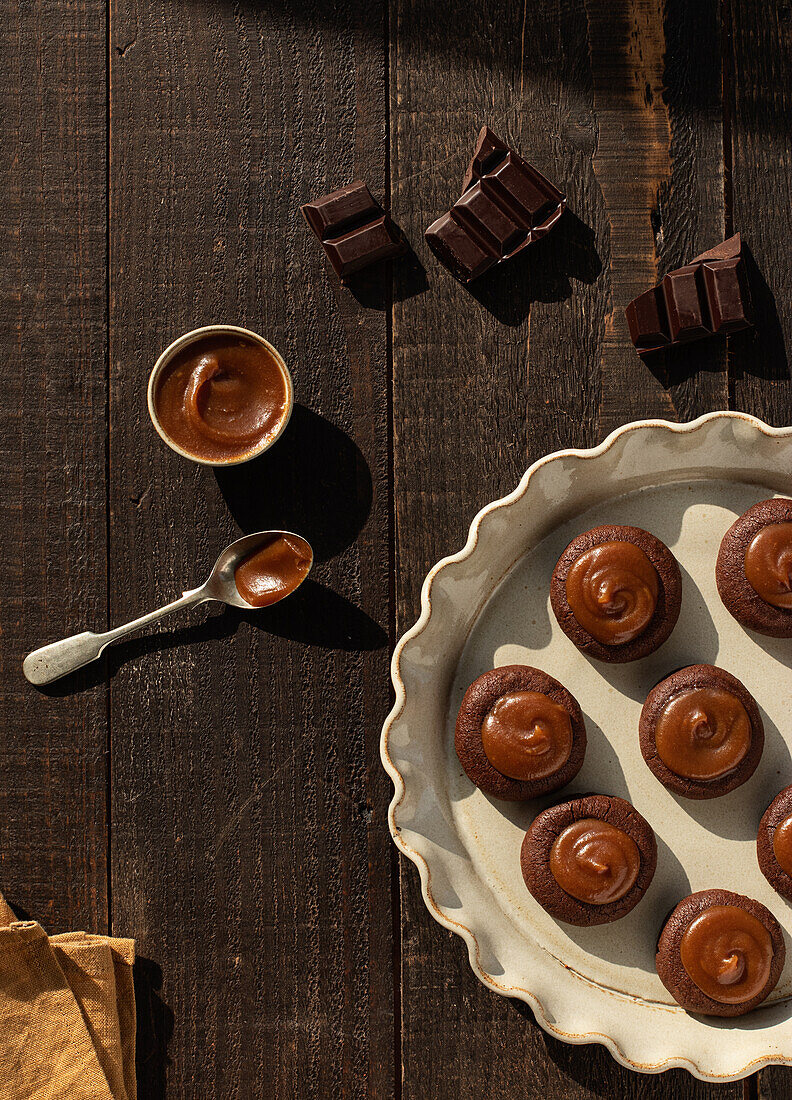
2,0,792,1096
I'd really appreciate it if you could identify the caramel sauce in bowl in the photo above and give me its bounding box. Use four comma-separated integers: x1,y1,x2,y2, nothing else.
147,325,293,466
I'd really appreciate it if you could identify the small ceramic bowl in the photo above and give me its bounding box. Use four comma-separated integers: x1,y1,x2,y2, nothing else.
147,324,294,466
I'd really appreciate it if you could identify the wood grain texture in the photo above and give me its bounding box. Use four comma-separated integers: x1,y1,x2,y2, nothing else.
656,0,728,420
585,0,675,429
759,1064,792,1100
0,0,108,932
392,0,737,1096
726,0,792,424
586,0,727,433
109,1,393,1095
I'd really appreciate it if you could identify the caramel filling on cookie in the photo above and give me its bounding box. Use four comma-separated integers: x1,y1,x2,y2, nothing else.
772,815,792,878
744,522,792,609
654,687,751,781
481,691,572,781
549,818,640,905
680,906,773,1005
565,541,659,645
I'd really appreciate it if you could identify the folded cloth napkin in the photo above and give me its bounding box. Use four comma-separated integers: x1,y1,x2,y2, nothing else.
0,890,136,1100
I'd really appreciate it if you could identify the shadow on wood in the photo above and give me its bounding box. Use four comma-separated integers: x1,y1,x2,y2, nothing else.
533,1021,709,1096
133,955,173,1100
729,244,789,385
30,659,108,698
31,578,385,693
236,577,386,650
464,210,603,325
640,340,725,392
345,243,429,309
214,405,373,563
94,580,385,676
28,612,235,697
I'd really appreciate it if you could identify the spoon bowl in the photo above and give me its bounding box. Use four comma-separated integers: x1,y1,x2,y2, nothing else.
206,530,314,608
23,529,314,686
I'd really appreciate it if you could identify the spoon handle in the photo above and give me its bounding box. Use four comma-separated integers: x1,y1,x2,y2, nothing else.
22,587,210,686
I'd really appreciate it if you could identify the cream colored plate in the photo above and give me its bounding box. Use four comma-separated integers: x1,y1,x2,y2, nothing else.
381,412,792,1081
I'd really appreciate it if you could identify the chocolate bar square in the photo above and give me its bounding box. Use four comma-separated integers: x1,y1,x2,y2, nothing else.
701,258,753,334
453,185,526,257
663,265,712,342
482,153,559,230
423,211,496,282
323,217,403,279
301,180,405,279
625,288,670,352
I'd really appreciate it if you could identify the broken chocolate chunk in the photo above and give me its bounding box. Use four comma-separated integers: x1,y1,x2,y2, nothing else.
625,233,753,355
426,126,566,283
301,181,406,280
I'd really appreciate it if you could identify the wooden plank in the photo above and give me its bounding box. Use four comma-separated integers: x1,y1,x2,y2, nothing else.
0,0,108,931
109,1,393,1095
759,1067,792,1098
646,0,729,421
760,1066,792,1099
728,4,792,1097
726,0,792,425
392,0,735,1095
587,0,728,432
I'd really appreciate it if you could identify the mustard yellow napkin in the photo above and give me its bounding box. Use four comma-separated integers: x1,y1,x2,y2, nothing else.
0,891,15,926
51,933,137,1100
0,891,136,1100
0,893,14,928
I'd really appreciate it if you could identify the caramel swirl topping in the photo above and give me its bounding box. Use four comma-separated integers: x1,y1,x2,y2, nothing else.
549,818,640,905
565,541,659,645
654,687,751,781
481,691,572,781
772,815,792,878
680,906,773,1005
744,522,792,609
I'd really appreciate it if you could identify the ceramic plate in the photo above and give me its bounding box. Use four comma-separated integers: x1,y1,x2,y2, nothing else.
381,411,792,1081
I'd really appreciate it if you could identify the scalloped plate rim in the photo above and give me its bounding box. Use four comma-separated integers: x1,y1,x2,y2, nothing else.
381,410,792,1082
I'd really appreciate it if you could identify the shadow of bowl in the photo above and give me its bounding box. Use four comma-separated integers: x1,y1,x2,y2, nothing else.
214,405,373,563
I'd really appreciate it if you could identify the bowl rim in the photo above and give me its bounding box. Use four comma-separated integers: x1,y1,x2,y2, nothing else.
146,323,294,467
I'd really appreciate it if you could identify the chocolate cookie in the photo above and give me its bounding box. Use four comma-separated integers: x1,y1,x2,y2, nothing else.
639,664,763,799
455,665,586,801
656,889,784,1016
716,498,792,636
550,525,682,663
520,794,657,925
758,785,792,901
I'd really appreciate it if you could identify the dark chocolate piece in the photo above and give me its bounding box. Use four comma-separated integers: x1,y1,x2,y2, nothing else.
301,181,405,279
425,126,565,283
625,233,753,355
461,125,509,191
